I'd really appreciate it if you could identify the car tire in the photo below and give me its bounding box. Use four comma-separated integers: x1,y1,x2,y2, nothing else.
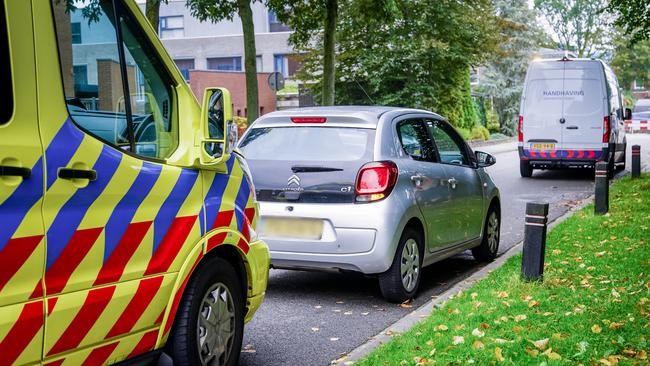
379,227,423,303
520,160,532,178
167,257,244,366
472,205,500,262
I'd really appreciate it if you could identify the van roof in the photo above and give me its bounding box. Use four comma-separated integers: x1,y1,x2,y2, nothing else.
252,106,440,128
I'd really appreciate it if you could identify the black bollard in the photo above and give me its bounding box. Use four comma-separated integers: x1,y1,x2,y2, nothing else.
632,145,641,178
594,161,609,215
522,202,549,282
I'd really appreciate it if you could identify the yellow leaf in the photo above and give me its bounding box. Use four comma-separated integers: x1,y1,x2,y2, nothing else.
609,322,624,330
528,300,540,308
637,350,647,360
591,324,602,334
436,324,448,331
495,347,505,362
501,301,510,308
512,325,523,333
514,314,527,322
547,351,562,360
472,340,485,349
525,347,539,357
471,292,478,300
531,338,549,350
497,291,509,298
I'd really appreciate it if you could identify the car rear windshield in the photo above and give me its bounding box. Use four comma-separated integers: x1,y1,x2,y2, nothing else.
239,126,374,161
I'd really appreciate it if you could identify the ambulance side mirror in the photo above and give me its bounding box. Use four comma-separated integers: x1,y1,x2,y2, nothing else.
199,87,233,167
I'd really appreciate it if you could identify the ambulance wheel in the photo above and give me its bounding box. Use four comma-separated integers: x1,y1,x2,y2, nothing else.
168,257,244,366
520,161,532,178
379,227,423,303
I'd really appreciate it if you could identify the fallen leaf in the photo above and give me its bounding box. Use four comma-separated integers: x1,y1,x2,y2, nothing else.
452,336,464,345
385,330,396,336
453,324,465,331
494,338,512,344
591,324,602,334
531,338,549,350
471,292,478,300
637,350,647,360
596,251,606,257
471,328,485,338
609,322,624,330
336,301,345,304
528,300,540,308
512,325,523,333
547,351,561,360
472,340,485,349
480,322,490,329
497,291,509,298
525,347,539,357
330,337,340,341
495,347,505,362
399,303,412,308
361,312,369,316
514,314,527,322
344,311,353,315
311,327,319,332
436,324,448,331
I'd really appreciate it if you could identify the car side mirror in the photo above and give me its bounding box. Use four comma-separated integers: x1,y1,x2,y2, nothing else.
624,108,632,121
199,87,233,167
475,151,496,168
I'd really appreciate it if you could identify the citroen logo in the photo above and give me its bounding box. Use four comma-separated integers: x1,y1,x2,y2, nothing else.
287,174,301,187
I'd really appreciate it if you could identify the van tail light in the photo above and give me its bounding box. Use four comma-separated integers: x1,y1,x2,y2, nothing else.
518,116,524,142
291,117,327,123
602,116,610,143
355,161,398,203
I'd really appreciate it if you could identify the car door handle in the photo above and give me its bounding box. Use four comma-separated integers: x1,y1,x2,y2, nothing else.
566,125,578,130
0,165,31,179
58,168,97,181
410,175,423,185
447,177,457,189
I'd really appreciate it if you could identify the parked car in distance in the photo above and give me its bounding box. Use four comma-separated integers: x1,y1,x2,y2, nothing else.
631,99,650,133
237,107,500,302
0,1,269,365
518,57,630,177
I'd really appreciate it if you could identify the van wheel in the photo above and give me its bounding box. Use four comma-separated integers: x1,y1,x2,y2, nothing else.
379,228,423,303
520,161,532,178
168,257,244,366
472,206,500,262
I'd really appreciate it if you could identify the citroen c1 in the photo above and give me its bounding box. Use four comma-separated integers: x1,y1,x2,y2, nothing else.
0,0,269,365
238,107,501,303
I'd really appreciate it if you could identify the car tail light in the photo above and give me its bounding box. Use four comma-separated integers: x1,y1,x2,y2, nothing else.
291,117,327,123
355,161,398,203
602,116,610,143
518,116,523,142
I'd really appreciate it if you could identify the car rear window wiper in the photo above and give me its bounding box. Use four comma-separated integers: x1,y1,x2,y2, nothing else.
291,165,344,173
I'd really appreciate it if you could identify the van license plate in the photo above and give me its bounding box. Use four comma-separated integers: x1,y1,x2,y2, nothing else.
531,143,555,150
261,217,324,240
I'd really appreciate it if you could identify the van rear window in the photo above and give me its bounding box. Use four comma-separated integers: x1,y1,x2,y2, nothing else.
0,1,12,125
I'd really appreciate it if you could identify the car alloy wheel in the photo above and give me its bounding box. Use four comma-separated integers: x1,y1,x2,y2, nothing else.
197,283,236,366
487,211,499,253
400,238,420,292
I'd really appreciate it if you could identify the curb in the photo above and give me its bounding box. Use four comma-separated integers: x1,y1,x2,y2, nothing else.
335,180,618,365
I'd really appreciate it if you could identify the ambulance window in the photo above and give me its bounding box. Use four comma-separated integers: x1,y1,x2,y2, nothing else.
52,0,130,148
51,0,177,160
0,1,12,125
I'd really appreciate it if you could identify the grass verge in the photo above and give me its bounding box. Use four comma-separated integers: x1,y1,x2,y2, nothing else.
357,174,650,365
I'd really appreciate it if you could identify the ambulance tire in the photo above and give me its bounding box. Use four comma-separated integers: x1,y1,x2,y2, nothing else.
168,257,244,366
520,160,532,178
379,227,423,303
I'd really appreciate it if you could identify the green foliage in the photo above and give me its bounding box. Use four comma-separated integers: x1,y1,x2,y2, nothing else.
358,174,650,365
535,0,611,57
611,34,650,92
479,0,546,137
455,128,471,140
606,0,650,44
469,126,490,141
287,0,499,119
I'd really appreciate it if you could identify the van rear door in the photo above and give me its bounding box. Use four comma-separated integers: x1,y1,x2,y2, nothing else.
522,62,564,156
561,61,606,157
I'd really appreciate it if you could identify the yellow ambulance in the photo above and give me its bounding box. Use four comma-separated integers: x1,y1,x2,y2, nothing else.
0,0,269,364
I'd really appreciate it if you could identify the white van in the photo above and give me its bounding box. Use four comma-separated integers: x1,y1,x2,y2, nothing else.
518,58,630,177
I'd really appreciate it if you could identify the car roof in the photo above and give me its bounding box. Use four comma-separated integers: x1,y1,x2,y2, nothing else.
252,106,441,128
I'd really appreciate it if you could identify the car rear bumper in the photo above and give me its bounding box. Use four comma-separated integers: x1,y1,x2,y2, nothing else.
519,146,608,168
257,198,406,274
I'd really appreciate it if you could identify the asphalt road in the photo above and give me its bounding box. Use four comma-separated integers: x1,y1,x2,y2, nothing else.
239,134,650,366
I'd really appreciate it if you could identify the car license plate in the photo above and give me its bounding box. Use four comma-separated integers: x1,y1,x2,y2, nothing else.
531,143,555,150
261,217,324,240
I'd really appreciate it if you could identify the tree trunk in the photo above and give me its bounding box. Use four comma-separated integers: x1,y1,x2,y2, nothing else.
238,0,260,121
145,0,162,33
321,0,337,106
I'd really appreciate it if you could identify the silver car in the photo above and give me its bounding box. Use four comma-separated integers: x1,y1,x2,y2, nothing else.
237,106,500,302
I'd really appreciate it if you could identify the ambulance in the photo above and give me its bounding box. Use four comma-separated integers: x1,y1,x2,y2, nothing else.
0,0,269,365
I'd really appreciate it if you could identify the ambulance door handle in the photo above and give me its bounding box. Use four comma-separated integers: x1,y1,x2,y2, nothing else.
58,168,97,182
0,165,31,179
